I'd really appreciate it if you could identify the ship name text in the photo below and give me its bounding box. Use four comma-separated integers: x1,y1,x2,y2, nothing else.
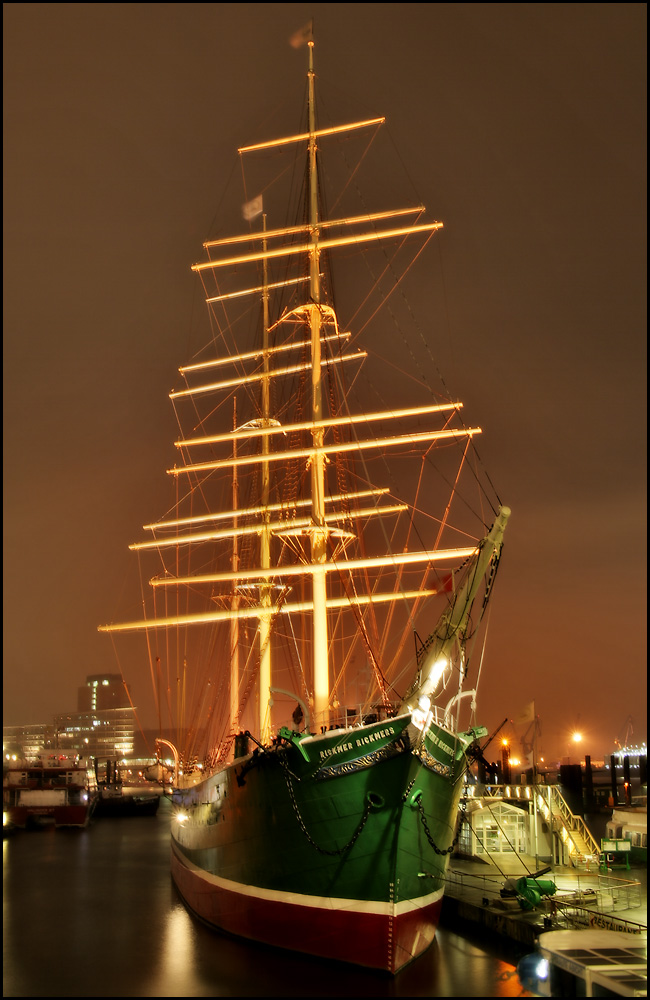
318,725,397,761
429,732,454,758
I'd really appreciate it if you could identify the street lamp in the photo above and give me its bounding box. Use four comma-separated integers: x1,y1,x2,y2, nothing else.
567,730,582,764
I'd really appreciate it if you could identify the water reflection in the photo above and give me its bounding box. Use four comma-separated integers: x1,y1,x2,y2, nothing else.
150,902,199,996
3,799,531,997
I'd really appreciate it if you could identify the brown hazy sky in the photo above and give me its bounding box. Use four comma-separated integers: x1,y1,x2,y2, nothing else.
3,3,646,760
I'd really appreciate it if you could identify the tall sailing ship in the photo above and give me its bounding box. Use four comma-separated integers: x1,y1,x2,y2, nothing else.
100,35,510,973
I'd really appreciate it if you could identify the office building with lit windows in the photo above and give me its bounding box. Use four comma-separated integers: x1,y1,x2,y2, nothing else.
4,674,136,761
77,673,132,712
53,707,135,759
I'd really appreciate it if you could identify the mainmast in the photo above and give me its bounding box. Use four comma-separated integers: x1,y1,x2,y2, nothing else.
258,219,272,741
305,39,330,731
230,399,240,739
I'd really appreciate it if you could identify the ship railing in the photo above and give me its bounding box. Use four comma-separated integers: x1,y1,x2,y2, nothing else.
277,701,454,735
316,703,407,732
595,873,644,914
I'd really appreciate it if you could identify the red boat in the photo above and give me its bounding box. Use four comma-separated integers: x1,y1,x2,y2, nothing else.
3,752,99,829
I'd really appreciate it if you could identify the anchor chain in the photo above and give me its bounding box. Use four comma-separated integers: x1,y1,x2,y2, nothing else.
416,794,468,856
279,755,372,856
402,776,417,802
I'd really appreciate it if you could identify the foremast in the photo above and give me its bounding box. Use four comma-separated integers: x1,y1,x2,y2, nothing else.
400,505,511,719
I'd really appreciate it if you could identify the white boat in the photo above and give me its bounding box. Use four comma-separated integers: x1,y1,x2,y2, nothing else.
518,929,647,998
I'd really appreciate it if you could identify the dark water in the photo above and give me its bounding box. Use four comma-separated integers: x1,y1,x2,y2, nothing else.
3,796,531,997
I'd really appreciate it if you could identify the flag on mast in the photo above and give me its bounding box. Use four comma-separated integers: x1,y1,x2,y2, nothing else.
513,701,535,726
289,20,313,48
514,701,539,766
242,194,263,221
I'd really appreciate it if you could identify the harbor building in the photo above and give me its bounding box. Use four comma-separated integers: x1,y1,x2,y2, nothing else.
2,723,58,759
457,747,647,871
77,673,132,712
4,673,136,761
53,707,135,759
3,672,200,771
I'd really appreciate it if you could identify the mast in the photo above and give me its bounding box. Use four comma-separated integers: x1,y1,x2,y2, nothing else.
400,506,511,715
258,217,272,741
230,399,240,741
306,37,329,731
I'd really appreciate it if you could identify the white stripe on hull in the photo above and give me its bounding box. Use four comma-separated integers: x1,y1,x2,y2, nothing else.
171,837,444,915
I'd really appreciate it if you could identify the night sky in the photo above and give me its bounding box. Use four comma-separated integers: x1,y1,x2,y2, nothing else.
4,4,646,762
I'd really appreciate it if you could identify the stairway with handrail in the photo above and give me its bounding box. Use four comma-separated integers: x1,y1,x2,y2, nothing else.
539,784,601,867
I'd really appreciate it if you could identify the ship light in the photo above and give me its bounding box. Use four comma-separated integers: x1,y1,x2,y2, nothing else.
175,812,189,824
411,694,432,731
429,656,448,686
3,812,9,827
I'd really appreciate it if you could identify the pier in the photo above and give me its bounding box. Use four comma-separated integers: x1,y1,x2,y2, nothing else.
442,852,646,950
441,783,647,994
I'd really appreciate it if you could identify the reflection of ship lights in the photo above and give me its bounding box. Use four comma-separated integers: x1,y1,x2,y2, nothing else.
517,953,550,993
535,958,549,980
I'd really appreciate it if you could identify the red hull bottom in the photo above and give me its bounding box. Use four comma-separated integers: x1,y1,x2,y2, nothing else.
7,805,94,828
171,841,443,973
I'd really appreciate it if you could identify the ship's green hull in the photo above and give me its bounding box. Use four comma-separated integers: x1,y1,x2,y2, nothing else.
171,713,483,972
